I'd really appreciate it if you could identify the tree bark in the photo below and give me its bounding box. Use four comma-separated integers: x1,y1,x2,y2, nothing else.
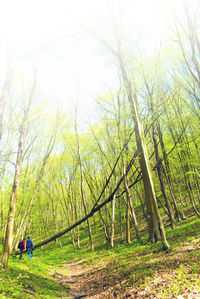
110,194,115,248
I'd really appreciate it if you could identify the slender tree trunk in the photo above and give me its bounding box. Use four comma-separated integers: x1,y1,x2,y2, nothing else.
118,196,123,240
123,164,140,240
1,76,36,268
125,190,130,244
75,107,94,251
152,126,176,228
99,210,110,241
157,123,185,221
77,226,80,249
0,201,3,236
84,169,111,242
110,194,115,248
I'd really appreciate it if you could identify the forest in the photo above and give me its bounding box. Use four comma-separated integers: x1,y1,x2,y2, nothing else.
0,0,200,298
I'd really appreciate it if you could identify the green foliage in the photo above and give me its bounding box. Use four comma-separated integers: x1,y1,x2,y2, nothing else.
0,217,200,297
0,255,67,298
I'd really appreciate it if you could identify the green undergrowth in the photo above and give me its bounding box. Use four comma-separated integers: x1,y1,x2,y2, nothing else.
0,254,67,298
0,217,200,298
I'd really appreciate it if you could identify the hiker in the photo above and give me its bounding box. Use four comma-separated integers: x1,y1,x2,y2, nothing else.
18,238,25,260
26,236,34,259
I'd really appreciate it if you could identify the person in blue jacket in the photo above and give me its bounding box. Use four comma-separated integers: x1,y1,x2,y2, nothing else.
26,236,34,258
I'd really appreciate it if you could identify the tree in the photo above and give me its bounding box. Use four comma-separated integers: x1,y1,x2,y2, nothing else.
87,9,169,248
1,75,36,268
75,106,94,251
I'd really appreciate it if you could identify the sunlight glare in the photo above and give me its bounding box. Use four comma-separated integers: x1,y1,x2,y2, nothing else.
0,0,184,114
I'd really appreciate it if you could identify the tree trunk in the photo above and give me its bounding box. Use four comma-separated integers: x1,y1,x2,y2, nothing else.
124,165,140,240
152,126,176,228
110,194,115,248
1,76,36,268
118,52,169,248
75,107,94,251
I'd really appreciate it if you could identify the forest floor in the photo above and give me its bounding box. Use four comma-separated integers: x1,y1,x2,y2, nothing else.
0,217,200,298
52,237,200,298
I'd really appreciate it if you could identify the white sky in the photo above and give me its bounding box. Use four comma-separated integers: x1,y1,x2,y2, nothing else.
0,0,190,122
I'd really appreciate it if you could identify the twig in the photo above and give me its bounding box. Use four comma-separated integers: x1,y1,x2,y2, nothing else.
23,289,36,297
16,273,22,279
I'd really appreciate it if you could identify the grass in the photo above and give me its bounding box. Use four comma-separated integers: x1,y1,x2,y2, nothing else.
0,217,199,297
0,253,68,298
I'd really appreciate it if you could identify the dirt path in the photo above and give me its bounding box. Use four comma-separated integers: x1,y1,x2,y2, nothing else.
53,259,124,298
52,239,200,298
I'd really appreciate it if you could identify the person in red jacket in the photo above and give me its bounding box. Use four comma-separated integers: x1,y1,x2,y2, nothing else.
18,237,25,260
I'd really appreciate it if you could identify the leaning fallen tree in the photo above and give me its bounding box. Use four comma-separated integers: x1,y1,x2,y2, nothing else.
36,174,141,249
15,126,184,254
15,129,138,254
15,154,141,254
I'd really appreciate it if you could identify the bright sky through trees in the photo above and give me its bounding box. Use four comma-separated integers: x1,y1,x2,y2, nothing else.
0,0,187,121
